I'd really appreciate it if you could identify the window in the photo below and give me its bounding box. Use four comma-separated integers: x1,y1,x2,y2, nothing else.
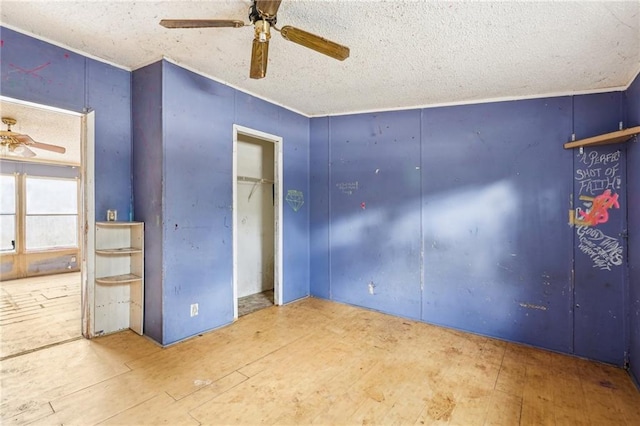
0,174,17,252
25,176,78,250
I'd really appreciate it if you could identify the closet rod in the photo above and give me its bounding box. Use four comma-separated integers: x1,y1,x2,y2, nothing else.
237,175,274,184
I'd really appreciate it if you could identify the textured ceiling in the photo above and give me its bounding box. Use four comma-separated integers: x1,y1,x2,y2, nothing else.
1,1,639,117
1,100,82,164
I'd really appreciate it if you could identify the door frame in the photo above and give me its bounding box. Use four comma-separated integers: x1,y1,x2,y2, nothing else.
82,111,96,337
232,124,283,319
0,96,93,337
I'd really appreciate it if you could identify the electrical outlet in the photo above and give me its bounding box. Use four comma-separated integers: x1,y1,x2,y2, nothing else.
190,303,198,317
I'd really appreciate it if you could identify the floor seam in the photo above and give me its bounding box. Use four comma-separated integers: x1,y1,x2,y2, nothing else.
0,335,83,361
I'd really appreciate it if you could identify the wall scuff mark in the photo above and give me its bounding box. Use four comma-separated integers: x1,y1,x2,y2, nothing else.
519,302,548,311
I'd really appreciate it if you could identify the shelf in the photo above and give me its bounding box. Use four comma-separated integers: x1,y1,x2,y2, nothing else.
96,273,142,284
563,126,640,149
96,221,143,227
96,247,142,255
94,221,144,336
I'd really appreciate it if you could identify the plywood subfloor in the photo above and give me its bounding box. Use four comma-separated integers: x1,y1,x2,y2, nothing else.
1,297,639,425
238,289,274,317
0,272,81,359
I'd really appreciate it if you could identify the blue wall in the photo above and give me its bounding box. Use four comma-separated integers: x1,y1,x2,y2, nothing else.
572,93,627,365
626,72,640,384
133,61,310,345
132,62,164,343
310,118,330,300
4,26,638,368
0,27,133,222
310,94,633,364
422,99,574,353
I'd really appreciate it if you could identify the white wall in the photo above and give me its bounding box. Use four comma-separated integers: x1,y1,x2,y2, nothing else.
236,134,274,298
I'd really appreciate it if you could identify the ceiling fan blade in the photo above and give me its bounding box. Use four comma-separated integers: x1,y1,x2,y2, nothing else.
15,134,66,154
160,19,245,29
30,141,66,154
279,26,349,61
14,133,35,144
255,0,282,19
250,39,269,79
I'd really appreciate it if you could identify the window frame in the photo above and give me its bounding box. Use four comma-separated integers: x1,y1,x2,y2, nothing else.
0,173,18,253
24,174,80,252
0,173,81,255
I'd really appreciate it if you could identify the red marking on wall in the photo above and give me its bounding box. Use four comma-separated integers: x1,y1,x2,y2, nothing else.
578,189,619,226
0,40,4,47
8,61,52,79
64,53,70,58
360,202,366,209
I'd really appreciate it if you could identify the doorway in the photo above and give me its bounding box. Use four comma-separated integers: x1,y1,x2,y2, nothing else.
0,98,86,359
232,125,283,319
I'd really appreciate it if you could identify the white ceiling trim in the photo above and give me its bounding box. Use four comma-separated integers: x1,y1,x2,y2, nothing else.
3,23,639,120
320,82,634,118
0,23,132,72
160,56,310,117
2,1,638,116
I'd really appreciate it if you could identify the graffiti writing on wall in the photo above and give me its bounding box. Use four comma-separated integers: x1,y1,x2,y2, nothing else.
575,151,621,196
576,225,623,271
286,190,304,212
336,181,359,195
570,149,623,270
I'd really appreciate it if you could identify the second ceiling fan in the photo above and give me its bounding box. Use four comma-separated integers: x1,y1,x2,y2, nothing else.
0,117,66,158
160,0,350,79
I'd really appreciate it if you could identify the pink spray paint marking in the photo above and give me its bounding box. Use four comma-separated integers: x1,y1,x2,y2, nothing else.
8,61,52,79
578,189,619,226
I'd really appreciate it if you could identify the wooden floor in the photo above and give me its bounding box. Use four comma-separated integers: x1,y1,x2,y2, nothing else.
1,297,639,425
0,272,81,359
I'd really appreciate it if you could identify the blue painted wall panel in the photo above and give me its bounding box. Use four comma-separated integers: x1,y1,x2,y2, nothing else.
572,93,627,365
329,110,422,320
132,62,164,343
421,99,574,352
626,72,640,383
162,61,236,344
233,92,281,136
132,62,310,345
2,27,137,337
0,27,133,223
0,27,85,112
310,117,330,299
86,59,132,221
278,107,310,303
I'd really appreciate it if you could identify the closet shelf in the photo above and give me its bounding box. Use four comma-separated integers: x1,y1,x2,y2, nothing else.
96,273,142,284
563,126,640,149
96,247,142,255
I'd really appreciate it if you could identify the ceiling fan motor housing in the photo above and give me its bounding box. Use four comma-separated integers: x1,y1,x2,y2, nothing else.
2,117,17,130
249,1,277,26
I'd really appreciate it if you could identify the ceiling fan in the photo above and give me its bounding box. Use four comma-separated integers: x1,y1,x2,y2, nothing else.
160,0,350,79
0,117,66,158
